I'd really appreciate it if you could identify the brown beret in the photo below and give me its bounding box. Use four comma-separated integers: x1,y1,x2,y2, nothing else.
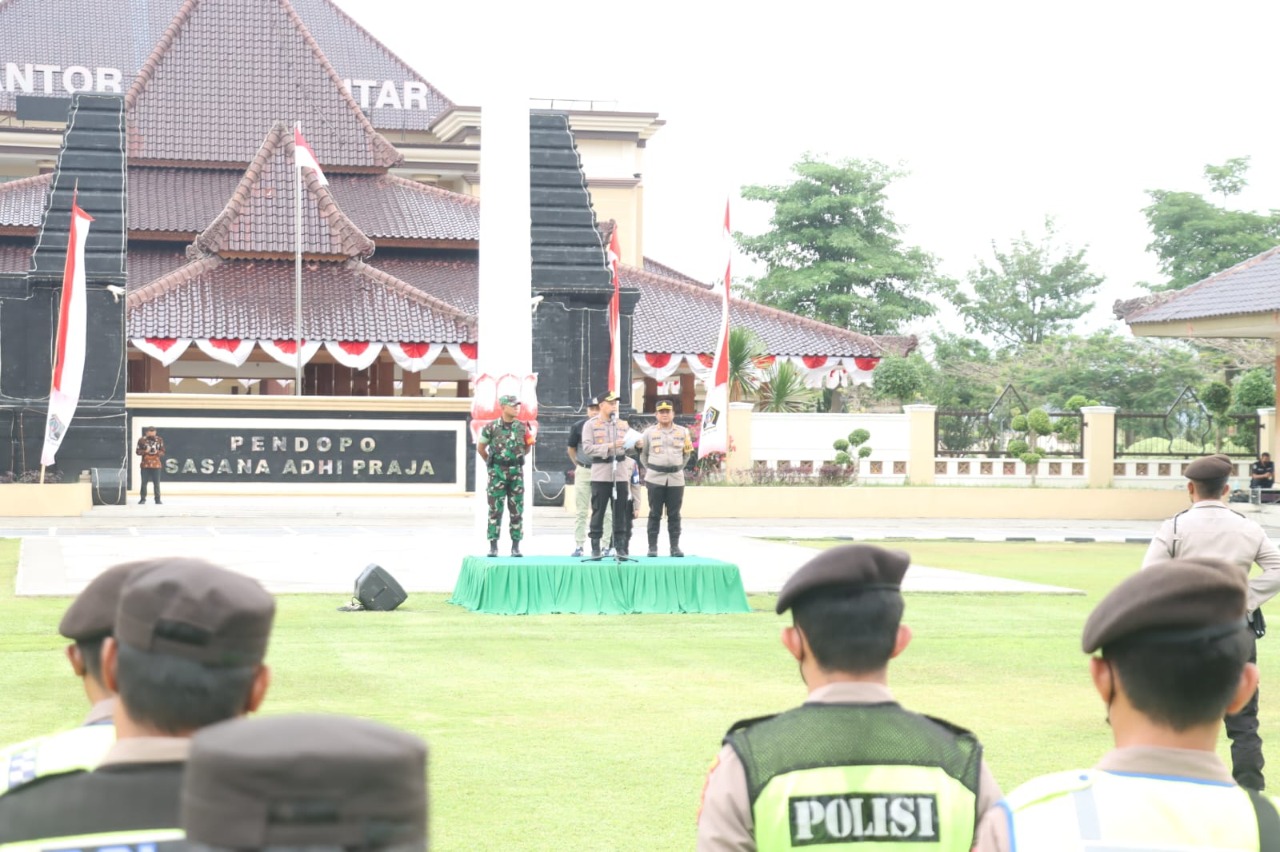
776,544,909,614
1185,454,1234,481
58,560,154,641
183,714,427,848
1082,558,1248,653
115,558,276,667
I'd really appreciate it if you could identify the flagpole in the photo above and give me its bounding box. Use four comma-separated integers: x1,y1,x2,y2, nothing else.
294,123,303,397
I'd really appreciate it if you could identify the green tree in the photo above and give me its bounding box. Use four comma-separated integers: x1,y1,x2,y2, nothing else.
1200,381,1232,451
1233,368,1276,412
947,218,1104,347
726,326,766,403
872,354,928,405
1142,158,1280,291
757,359,819,412
924,334,999,408
737,156,943,335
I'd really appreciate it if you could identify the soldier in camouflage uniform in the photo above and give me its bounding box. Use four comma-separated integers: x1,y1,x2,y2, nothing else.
478,394,531,557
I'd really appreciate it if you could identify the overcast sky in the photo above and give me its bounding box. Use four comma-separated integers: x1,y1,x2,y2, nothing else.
334,0,1280,341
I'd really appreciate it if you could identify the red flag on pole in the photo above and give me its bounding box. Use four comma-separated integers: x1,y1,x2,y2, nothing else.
41,193,94,467
699,200,731,459
607,227,622,394
294,126,328,186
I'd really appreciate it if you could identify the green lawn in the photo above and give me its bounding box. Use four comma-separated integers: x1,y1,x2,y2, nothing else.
0,539,1274,850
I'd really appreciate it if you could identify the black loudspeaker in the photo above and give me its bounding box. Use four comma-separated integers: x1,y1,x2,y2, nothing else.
352,564,408,612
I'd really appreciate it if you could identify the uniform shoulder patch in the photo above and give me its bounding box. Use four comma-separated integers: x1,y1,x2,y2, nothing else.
1002,769,1093,810
725,713,778,738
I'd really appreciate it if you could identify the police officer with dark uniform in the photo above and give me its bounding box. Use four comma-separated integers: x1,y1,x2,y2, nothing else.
1142,453,1280,790
0,560,148,795
0,557,276,845
580,391,632,558
977,558,1280,850
182,714,427,850
635,399,693,558
478,394,531,558
697,545,1001,851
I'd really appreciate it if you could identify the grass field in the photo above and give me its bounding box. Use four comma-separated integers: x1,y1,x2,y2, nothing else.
1,538,1276,850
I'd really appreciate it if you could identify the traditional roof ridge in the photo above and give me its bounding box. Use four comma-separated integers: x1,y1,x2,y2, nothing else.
124,0,400,168
1121,244,1280,323
380,173,480,208
191,122,375,259
643,256,710,289
621,261,889,356
350,259,477,324
313,0,455,115
127,252,223,308
0,173,53,194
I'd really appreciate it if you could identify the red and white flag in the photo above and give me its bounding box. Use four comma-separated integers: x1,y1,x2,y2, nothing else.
294,125,328,186
606,227,622,394
41,194,94,467
699,200,732,459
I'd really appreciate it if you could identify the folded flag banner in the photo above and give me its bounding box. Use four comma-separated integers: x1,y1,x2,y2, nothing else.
607,227,621,394
41,194,94,467
699,200,731,459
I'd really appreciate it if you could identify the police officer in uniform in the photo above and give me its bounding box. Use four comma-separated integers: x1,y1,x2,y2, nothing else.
976,558,1280,850
697,545,1002,851
0,557,276,845
181,714,427,850
478,394,531,558
567,402,611,557
635,399,693,557
1142,453,1280,790
0,560,147,796
580,391,632,558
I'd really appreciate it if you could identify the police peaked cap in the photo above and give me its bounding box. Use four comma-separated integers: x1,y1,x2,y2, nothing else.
183,714,427,848
593,391,620,404
115,558,276,667
1185,454,1234,481
1082,558,1248,653
656,400,675,411
776,544,910,614
59,560,155,642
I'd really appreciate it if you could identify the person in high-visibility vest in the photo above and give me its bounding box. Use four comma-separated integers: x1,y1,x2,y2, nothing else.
976,557,1280,851
0,560,152,796
181,714,428,849
0,558,276,844
697,544,1003,851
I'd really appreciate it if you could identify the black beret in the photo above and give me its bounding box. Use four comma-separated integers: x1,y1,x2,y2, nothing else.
1082,558,1248,653
58,560,155,642
115,558,276,667
1185,454,1234,481
183,714,427,848
776,544,909,614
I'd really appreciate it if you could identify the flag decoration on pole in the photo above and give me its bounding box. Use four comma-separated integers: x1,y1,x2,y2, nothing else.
699,200,731,459
41,194,94,468
293,126,328,185
606,227,622,394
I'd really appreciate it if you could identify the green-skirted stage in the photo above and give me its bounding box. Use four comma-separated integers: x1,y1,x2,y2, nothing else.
448,555,752,615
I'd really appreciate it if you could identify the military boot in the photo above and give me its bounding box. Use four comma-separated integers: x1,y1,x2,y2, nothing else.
670,534,684,558
616,537,629,558
647,534,659,558
487,540,499,557
511,540,522,558
590,538,601,559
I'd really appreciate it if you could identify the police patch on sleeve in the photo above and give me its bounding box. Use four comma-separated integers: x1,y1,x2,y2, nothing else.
789,794,939,845
6,747,38,789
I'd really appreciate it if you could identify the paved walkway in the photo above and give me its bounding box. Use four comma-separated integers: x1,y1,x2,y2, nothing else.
15,495,1270,599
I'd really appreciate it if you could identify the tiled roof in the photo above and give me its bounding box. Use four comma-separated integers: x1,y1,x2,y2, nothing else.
191,122,374,259
622,264,892,357
1121,245,1280,324
363,255,480,315
127,246,190,290
0,240,32,274
127,256,475,342
125,0,401,168
0,0,451,129
643,257,710,289
0,175,53,228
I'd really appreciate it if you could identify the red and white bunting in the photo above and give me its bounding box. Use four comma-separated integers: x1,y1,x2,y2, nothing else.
386,342,443,373
446,342,477,374
843,356,880,385
325,341,384,371
260,339,321,368
196,338,255,367
131,337,192,366
631,352,684,382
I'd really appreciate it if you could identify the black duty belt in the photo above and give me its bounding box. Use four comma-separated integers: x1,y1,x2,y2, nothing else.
576,461,593,469
592,455,627,464
647,464,683,474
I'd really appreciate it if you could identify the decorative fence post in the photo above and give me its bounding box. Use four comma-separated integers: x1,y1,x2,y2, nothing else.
903,404,936,486
1081,406,1116,488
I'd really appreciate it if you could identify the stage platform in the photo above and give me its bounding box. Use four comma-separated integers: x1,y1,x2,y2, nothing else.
448,555,752,615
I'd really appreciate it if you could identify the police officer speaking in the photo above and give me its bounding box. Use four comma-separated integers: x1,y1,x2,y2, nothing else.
1142,453,1280,790
977,558,1280,850
635,399,693,557
478,394,531,558
580,391,633,558
697,544,1001,851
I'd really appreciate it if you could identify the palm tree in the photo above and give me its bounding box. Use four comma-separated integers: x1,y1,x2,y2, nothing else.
759,358,820,412
727,326,766,403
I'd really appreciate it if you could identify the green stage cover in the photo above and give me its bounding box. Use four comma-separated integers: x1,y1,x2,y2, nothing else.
448,555,752,615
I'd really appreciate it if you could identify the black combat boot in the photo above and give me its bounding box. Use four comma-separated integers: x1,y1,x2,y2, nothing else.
487,540,499,557
670,534,684,558
647,535,659,558
511,540,522,558
590,538,601,559
615,537,629,558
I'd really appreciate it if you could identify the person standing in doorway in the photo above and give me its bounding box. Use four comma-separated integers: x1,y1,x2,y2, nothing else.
136,425,164,505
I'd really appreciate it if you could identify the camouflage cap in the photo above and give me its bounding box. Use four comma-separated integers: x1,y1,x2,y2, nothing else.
183,714,427,849
1082,558,1248,653
1185,454,1234,481
776,544,910,614
115,558,276,667
498,394,520,406
58,560,155,642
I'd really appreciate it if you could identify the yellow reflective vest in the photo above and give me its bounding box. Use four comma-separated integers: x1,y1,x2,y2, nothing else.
0,725,115,796
1001,768,1280,849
